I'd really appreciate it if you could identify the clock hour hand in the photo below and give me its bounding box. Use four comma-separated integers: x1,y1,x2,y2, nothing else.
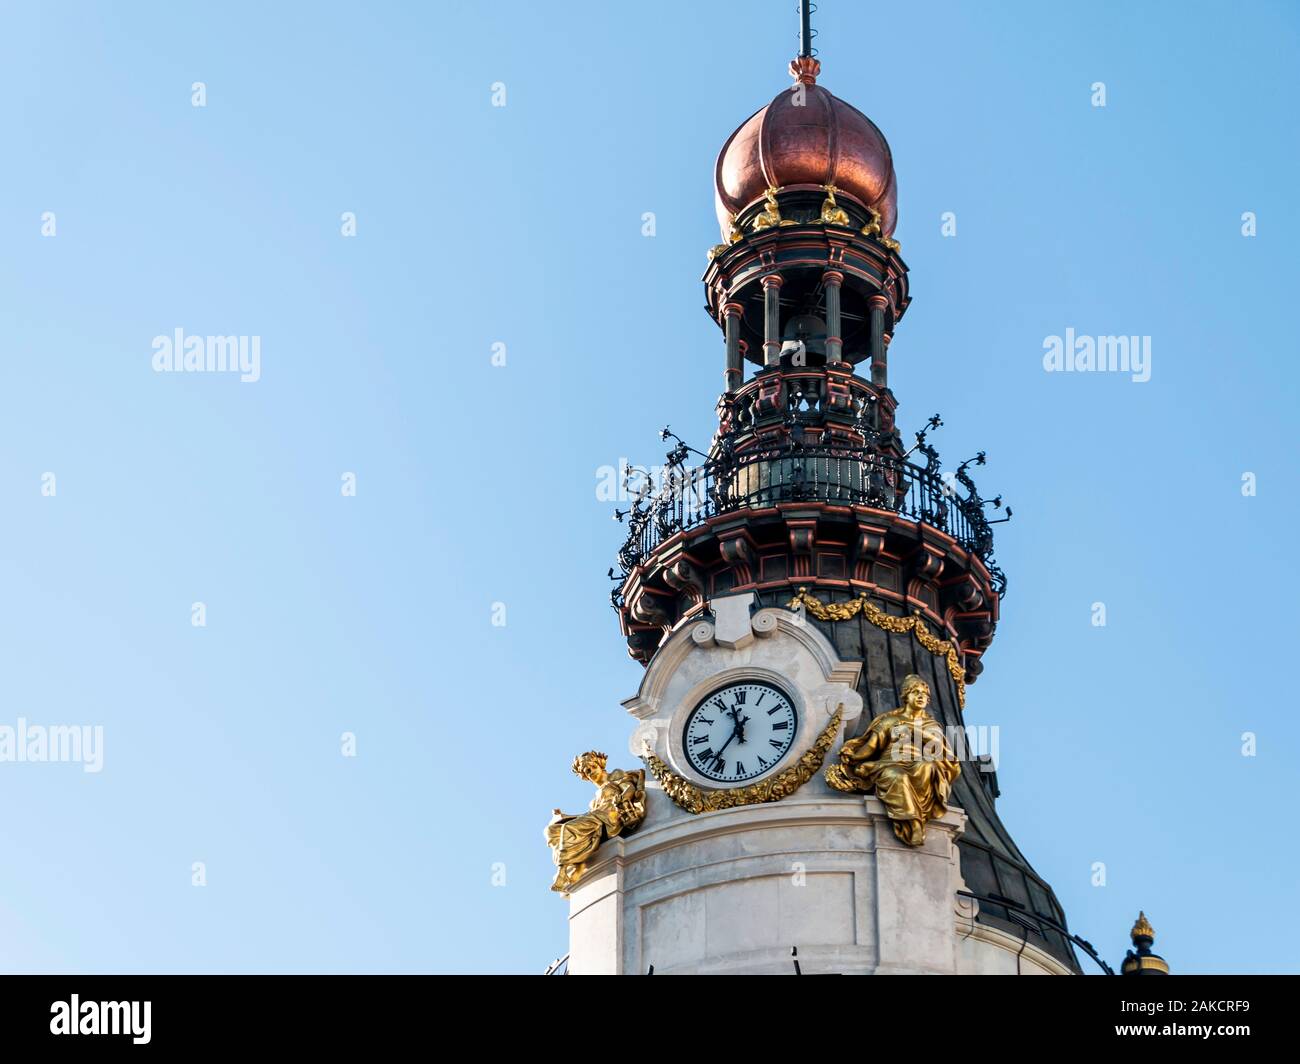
724,703,750,740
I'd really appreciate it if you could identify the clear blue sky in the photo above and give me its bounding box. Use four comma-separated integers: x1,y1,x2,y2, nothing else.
0,1,1296,974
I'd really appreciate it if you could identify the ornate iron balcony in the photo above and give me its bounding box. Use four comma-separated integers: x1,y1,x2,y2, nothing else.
614,436,1008,597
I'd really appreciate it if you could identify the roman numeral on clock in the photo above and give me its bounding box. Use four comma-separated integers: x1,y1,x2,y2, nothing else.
735,761,746,776
769,739,784,749
692,735,709,745
772,721,789,730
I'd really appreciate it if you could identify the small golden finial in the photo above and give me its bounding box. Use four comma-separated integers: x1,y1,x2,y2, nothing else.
1131,911,1155,943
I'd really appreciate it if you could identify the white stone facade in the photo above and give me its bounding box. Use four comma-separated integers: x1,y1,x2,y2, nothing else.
566,793,1068,975
568,594,1071,975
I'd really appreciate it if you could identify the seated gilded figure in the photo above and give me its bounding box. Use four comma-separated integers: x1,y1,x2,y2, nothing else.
545,751,646,894
860,206,882,237
751,188,784,231
826,674,960,846
819,185,851,227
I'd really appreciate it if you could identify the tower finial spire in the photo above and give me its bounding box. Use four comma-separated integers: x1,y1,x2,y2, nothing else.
790,0,821,83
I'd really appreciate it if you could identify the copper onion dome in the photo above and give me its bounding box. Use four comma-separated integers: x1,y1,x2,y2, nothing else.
714,56,897,239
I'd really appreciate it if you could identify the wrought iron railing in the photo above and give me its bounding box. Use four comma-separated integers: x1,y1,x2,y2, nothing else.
614,438,1007,596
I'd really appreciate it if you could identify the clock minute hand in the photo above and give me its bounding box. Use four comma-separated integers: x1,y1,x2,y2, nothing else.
711,722,741,765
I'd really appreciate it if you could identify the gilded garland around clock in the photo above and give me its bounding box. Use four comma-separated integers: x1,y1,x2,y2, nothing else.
786,587,967,708
646,708,842,815
683,681,798,784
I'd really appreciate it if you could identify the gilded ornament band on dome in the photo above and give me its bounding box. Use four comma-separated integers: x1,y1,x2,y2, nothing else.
1121,955,1169,974
644,708,842,814
786,587,966,707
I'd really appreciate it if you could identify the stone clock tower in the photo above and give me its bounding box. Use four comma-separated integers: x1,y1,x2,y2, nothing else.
547,6,1083,976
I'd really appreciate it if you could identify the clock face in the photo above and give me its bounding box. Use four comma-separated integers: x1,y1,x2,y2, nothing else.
683,681,798,784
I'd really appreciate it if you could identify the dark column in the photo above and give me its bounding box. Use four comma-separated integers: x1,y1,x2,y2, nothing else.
868,294,889,386
823,270,845,364
762,274,783,366
723,301,744,392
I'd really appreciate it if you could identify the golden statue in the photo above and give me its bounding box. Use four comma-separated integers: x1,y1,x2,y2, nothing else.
820,185,851,227
708,214,746,260
752,188,784,231
545,751,646,894
859,206,900,250
825,674,960,846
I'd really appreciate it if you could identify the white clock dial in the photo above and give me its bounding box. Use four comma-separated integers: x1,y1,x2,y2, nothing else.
682,682,798,783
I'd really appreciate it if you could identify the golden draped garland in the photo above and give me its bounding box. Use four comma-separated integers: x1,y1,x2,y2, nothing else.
786,587,967,708
644,708,842,815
